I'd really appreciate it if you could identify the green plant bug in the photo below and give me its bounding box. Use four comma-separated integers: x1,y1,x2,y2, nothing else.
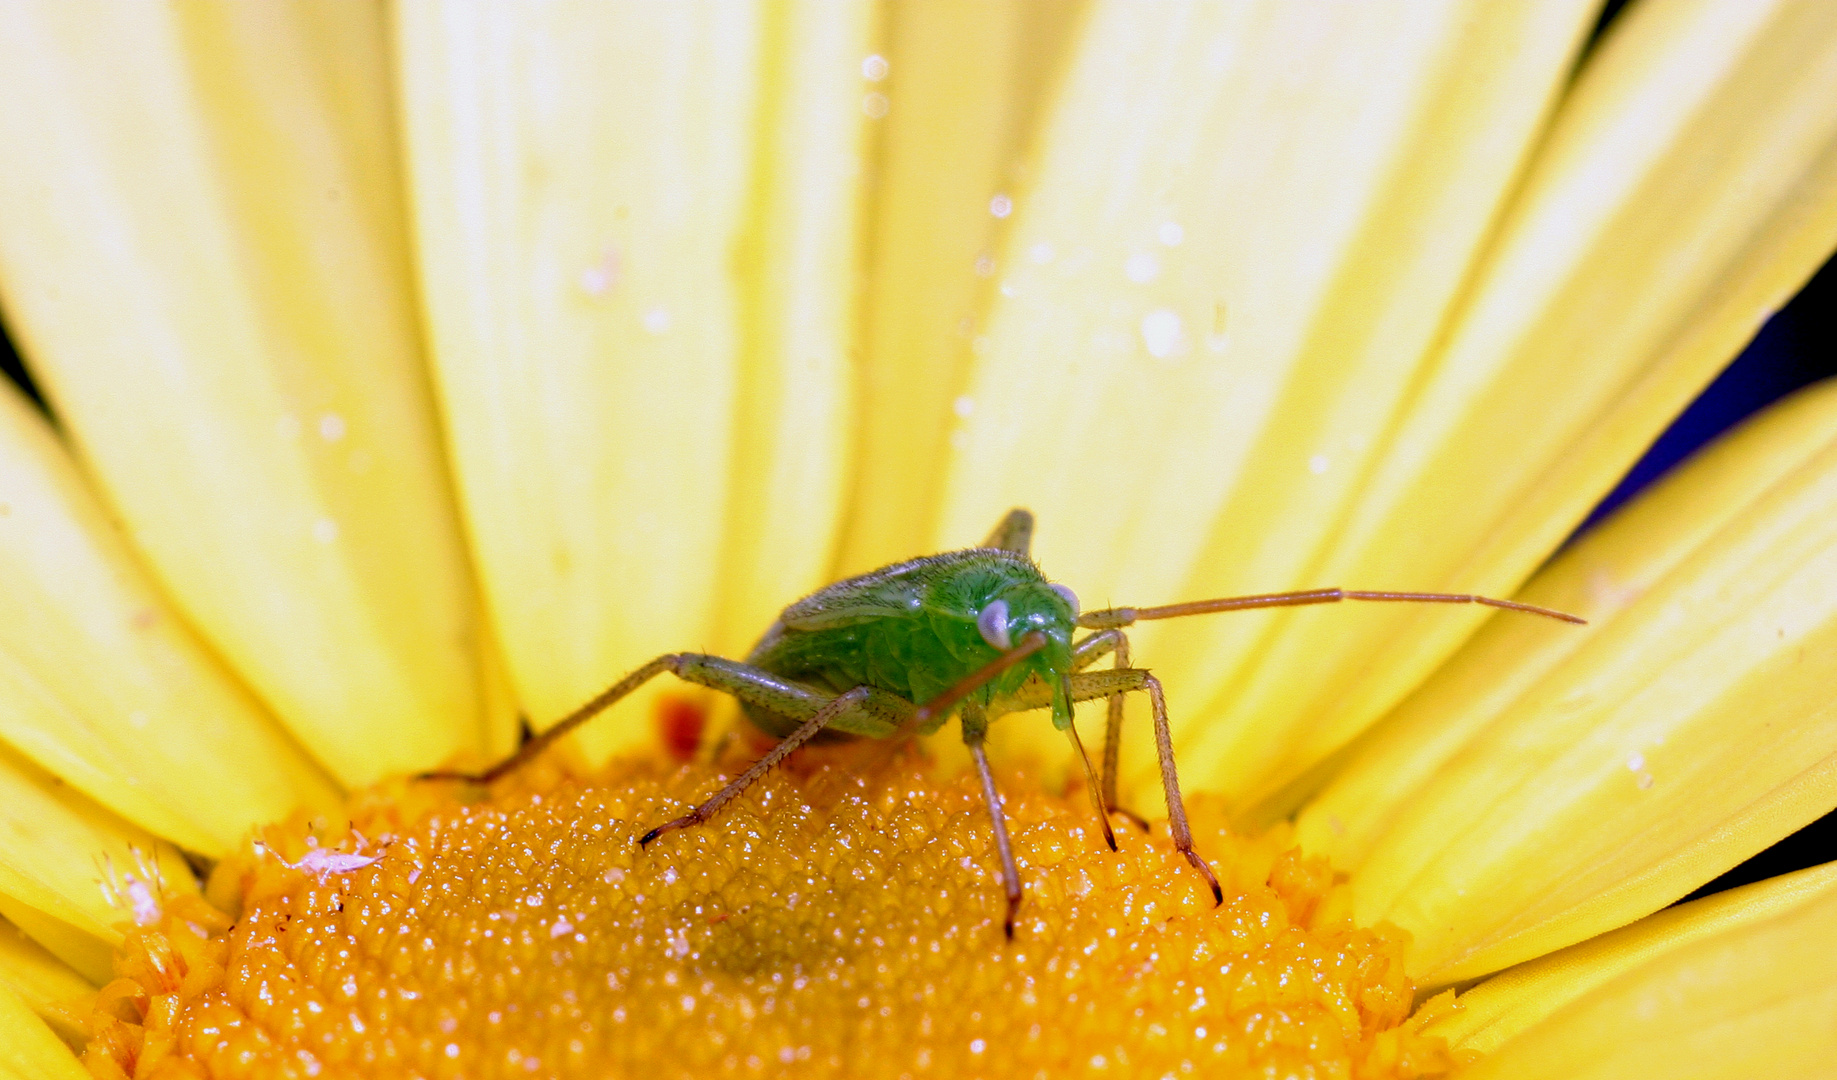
425,509,1583,937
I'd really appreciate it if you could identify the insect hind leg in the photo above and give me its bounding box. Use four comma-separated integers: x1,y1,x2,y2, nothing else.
419,654,913,786
981,508,1034,554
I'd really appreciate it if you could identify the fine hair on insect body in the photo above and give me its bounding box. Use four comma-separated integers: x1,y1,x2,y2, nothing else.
424,508,1583,938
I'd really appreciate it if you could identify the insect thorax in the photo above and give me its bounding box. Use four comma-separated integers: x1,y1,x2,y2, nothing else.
740,549,1075,737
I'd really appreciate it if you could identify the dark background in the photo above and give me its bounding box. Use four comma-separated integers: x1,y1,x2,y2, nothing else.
0,0,1831,905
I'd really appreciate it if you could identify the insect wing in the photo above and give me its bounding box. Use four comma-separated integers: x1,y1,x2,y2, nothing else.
778,552,968,630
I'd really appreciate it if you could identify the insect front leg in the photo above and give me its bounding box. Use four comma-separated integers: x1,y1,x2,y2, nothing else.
1068,630,1150,833
1057,668,1224,906
639,686,875,846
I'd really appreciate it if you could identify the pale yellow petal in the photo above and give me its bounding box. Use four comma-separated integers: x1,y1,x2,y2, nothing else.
1182,0,1837,811
0,905,109,999
398,3,758,757
0,383,336,856
0,984,85,1080
1452,865,1837,1080
1327,381,1837,984
1431,861,1837,1057
0,743,195,981
0,1,496,785
926,0,1597,780
836,0,1085,575
0,916,91,1047
713,0,875,649
1300,378,1837,871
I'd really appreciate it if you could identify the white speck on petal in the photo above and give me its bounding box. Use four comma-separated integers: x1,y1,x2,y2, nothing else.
1140,309,1185,359
1029,241,1055,265
862,92,888,119
1124,253,1160,283
952,396,975,418
317,413,346,441
973,253,996,277
1308,454,1330,475
1157,220,1185,246
551,918,574,938
643,308,672,334
1627,753,1645,771
1637,772,1655,790
312,518,339,544
861,54,888,81
989,193,1013,218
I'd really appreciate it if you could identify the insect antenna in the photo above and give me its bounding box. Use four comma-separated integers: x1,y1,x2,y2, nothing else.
1077,587,1584,630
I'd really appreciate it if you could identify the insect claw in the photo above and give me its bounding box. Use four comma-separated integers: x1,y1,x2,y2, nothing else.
1184,849,1223,906
636,825,666,848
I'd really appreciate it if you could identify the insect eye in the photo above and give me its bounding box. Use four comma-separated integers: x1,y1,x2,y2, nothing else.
1050,584,1080,617
976,600,1013,651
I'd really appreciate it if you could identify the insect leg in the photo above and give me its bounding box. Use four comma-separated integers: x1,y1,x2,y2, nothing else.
1025,668,1222,905
1068,629,1150,832
1063,721,1117,851
980,508,1034,554
1100,635,1153,833
964,727,1024,939
639,685,874,846
421,655,913,785
1078,588,1583,629
420,654,680,783
1140,672,1222,905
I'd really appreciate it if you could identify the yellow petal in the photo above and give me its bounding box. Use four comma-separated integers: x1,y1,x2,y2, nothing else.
0,916,92,1046
713,0,875,647
836,0,1084,575
1323,380,1837,984
1182,0,1837,810
1431,861,1837,1057
0,742,195,980
1301,378,1837,870
926,0,1598,782
0,904,110,999
0,384,336,856
398,3,757,758
1451,863,1837,1080
0,984,84,1080
0,0,497,784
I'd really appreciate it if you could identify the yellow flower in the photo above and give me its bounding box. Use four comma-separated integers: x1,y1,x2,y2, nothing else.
0,0,1833,1077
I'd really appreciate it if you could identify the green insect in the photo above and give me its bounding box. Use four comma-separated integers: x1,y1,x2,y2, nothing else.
428,509,1581,937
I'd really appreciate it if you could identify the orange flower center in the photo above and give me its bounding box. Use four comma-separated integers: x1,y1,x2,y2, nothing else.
84,739,1455,1079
